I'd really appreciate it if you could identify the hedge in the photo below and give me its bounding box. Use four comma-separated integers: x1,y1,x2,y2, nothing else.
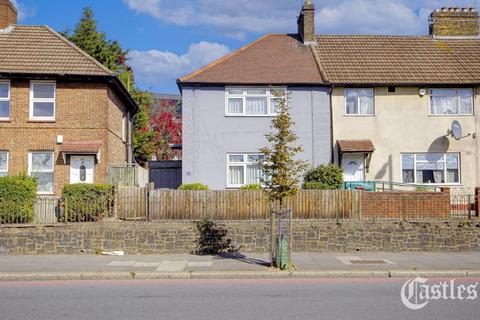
303,165,344,190
0,174,37,224
178,183,209,190
240,184,262,190
62,184,114,222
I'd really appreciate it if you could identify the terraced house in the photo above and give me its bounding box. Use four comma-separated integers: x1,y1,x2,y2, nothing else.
0,0,137,194
178,1,480,191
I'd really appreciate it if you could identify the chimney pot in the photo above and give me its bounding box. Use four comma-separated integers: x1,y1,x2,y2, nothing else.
430,7,480,37
297,0,315,44
0,0,17,29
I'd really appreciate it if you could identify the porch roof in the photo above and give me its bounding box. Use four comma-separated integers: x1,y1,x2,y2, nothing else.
338,140,375,153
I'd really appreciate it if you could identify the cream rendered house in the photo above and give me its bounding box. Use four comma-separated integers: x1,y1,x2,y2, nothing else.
314,8,480,191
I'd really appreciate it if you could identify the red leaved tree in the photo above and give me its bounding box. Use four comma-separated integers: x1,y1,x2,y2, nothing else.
150,98,182,160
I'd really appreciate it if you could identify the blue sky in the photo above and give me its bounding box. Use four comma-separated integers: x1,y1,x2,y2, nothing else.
14,0,478,94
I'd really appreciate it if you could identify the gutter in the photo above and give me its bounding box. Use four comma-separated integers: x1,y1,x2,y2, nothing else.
0,72,139,114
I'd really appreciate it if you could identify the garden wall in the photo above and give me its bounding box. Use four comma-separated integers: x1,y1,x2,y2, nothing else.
0,219,479,255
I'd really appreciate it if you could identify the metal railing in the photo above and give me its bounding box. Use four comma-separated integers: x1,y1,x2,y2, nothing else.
343,181,440,192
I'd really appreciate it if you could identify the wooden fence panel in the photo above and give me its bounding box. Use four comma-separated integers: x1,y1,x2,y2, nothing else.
116,186,147,220
33,197,59,224
144,190,361,220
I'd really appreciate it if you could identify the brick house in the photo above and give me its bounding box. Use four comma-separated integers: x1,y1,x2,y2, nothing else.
0,0,138,195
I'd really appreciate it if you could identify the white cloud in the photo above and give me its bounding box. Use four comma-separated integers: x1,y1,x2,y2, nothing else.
128,41,230,87
10,0,36,21
123,0,477,37
123,0,295,38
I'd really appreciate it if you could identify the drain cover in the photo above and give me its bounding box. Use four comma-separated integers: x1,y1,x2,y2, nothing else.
349,259,387,265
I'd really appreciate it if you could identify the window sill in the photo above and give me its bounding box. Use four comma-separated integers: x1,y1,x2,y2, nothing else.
225,114,277,118
427,114,474,117
28,119,56,123
343,114,375,117
37,192,55,196
0,118,11,122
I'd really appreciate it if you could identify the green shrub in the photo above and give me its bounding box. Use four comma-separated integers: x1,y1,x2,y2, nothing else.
302,181,330,190
178,183,209,190
303,165,344,190
240,184,262,190
62,184,114,222
0,174,37,224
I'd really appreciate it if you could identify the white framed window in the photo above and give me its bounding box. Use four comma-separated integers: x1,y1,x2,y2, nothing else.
0,151,8,177
28,151,55,194
401,153,460,185
0,81,10,120
345,88,374,115
430,89,473,115
30,81,56,121
225,87,285,116
227,153,264,187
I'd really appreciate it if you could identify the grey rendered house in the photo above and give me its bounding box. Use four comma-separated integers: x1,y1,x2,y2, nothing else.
177,31,330,189
178,1,480,190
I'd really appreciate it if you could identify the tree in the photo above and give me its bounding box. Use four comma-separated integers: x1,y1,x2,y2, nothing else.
259,89,307,268
260,89,307,203
64,7,155,165
62,7,128,74
150,99,182,160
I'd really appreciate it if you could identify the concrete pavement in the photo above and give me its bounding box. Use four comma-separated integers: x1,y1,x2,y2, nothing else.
0,252,479,280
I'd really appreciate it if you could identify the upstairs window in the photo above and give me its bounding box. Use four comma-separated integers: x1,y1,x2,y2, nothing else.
430,89,473,115
345,88,374,115
0,81,10,120
30,81,56,121
0,151,8,177
226,87,285,116
227,153,264,187
401,153,460,185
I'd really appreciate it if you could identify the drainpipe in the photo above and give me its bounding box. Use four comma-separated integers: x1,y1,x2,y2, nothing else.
329,85,335,164
127,111,132,167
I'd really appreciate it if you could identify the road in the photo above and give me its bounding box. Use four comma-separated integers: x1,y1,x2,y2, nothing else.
0,278,478,320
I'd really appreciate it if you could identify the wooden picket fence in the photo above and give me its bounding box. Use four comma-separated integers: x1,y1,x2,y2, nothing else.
114,188,362,221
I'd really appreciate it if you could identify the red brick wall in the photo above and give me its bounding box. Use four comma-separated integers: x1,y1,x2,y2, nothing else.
0,79,129,194
0,0,17,29
361,188,451,219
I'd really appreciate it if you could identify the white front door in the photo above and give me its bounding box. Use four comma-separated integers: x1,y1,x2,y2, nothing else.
341,154,365,182
70,156,94,184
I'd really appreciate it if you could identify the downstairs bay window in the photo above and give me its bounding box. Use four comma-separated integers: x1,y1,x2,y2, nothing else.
401,153,460,185
227,154,264,188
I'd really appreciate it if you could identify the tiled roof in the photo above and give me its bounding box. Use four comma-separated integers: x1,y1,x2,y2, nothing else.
338,140,375,153
179,34,324,85
0,25,112,76
61,141,102,154
314,35,480,85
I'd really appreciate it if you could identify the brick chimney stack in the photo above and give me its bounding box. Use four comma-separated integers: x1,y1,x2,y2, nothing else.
298,0,315,44
430,7,479,37
0,0,17,29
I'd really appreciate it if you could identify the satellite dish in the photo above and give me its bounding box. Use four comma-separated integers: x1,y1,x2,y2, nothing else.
451,120,463,140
